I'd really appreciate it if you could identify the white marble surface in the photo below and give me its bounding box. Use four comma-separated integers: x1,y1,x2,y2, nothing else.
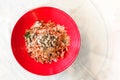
0,0,120,80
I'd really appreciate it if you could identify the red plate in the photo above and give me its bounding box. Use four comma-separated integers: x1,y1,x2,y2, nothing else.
11,6,80,76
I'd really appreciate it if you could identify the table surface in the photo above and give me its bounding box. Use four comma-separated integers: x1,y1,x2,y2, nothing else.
0,0,120,80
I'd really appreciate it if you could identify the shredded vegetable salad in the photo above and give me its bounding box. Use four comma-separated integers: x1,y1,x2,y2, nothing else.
24,20,70,64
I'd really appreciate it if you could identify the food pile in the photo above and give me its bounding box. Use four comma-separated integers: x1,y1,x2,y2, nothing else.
24,20,70,64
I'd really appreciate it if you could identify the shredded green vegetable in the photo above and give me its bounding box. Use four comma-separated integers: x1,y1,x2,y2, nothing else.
25,32,30,38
